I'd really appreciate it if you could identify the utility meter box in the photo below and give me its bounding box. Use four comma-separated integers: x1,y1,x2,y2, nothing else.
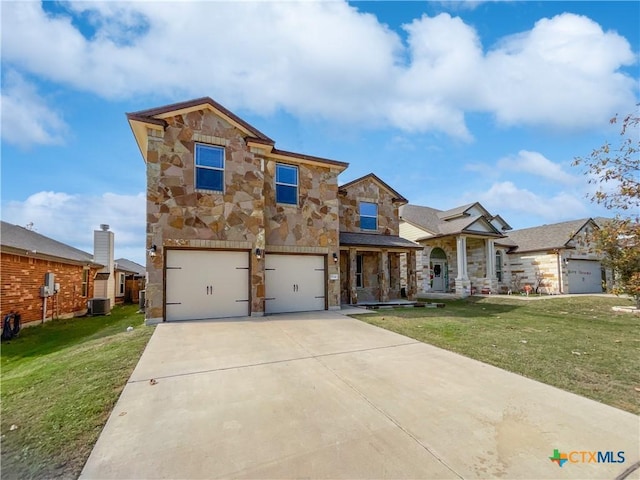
44,273,55,292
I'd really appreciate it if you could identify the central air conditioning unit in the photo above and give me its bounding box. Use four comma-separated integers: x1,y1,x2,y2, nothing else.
88,298,111,315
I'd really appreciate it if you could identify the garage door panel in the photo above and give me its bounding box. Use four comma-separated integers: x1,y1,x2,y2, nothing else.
265,254,325,314
567,260,602,294
166,250,249,321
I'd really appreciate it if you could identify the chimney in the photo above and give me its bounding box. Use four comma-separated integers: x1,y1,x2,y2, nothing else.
94,225,115,305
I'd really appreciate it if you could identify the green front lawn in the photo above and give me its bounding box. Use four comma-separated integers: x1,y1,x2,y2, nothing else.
1,304,154,480
356,296,640,414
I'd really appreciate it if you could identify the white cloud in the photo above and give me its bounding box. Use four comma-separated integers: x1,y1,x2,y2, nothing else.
496,150,577,184
0,71,68,148
470,181,588,222
2,191,146,264
0,3,636,139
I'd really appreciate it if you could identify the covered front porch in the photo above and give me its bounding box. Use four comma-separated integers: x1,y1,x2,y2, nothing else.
418,234,510,296
339,232,421,304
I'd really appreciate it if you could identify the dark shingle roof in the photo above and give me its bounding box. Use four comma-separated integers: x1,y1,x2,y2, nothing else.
401,204,503,238
115,258,145,276
505,218,594,253
340,232,422,249
0,221,98,265
399,204,443,234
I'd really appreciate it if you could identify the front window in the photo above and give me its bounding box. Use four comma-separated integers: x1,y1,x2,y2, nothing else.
276,164,298,205
118,273,126,297
359,202,378,231
195,144,224,191
81,268,89,297
356,254,363,287
496,250,503,282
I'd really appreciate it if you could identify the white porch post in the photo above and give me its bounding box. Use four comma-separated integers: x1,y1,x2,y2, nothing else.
486,239,495,278
455,235,470,296
485,239,497,293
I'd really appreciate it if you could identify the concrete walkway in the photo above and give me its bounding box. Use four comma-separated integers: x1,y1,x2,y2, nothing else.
81,311,639,479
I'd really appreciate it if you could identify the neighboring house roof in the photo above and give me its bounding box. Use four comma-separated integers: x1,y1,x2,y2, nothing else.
115,258,145,276
399,204,442,234
505,218,596,253
400,204,505,240
339,173,408,204
339,232,422,249
0,221,101,266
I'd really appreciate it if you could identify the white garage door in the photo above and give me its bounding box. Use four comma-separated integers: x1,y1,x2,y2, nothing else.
265,254,325,314
165,250,249,321
567,260,603,294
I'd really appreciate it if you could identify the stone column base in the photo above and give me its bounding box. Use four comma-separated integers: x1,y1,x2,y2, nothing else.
455,278,471,297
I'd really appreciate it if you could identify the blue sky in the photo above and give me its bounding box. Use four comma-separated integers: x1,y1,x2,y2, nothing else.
1,1,638,265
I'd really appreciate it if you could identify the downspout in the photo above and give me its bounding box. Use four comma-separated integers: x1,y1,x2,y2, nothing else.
556,250,563,294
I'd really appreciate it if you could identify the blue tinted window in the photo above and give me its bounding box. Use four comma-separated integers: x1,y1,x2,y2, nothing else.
195,144,224,191
276,164,298,205
196,169,223,191
360,202,377,231
276,164,297,185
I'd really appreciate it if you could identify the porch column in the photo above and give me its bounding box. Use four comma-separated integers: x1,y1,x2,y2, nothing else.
486,239,495,278
456,235,468,280
379,250,389,302
455,235,470,296
349,248,358,304
407,250,417,300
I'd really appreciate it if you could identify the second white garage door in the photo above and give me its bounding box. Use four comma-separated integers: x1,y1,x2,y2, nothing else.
165,250,249,321
265,254,325,314
567,259,603,294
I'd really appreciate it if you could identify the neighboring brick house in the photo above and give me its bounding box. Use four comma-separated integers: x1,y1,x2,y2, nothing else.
504,218,610,294
0,221,102,325
338,174,421,304
400,203,512,295
127,97,420,323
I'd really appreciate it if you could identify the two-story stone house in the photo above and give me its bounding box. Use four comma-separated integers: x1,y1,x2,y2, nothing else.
127,98,419,324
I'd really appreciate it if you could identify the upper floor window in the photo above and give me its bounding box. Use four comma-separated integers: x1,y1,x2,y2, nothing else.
195,144,224,192
359,202,378,231
276,164,298,205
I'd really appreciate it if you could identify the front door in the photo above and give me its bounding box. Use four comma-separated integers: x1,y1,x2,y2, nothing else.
431,261,445,291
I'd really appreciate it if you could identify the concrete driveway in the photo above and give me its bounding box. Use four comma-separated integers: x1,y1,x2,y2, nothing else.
81,310,639,479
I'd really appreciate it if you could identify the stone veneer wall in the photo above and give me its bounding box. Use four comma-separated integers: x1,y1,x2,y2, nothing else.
339,180,399,235
144,109,342,321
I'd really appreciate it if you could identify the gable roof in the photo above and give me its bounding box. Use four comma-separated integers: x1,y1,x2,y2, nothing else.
115,258,145,276
127,96,274,143
505,218,596,253
0,221,100,266
400,204,504,239
437,202,491,220
339,173,408,204
126,97,349,171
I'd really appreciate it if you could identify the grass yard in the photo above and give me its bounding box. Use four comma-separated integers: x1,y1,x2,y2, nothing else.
1,304,154,480
356,295,640,414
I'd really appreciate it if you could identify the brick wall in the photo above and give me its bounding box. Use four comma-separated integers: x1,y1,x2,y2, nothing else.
1,253,98,325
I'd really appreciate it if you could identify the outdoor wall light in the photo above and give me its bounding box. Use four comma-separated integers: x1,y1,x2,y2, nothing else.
255,248,262,260
333,252,338,263
148,245,157,258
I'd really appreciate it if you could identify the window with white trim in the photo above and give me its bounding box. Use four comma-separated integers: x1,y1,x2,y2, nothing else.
118,273,126,297
81,268,89,297
195,144,224,191
276,164,298,205
359,202,378,231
